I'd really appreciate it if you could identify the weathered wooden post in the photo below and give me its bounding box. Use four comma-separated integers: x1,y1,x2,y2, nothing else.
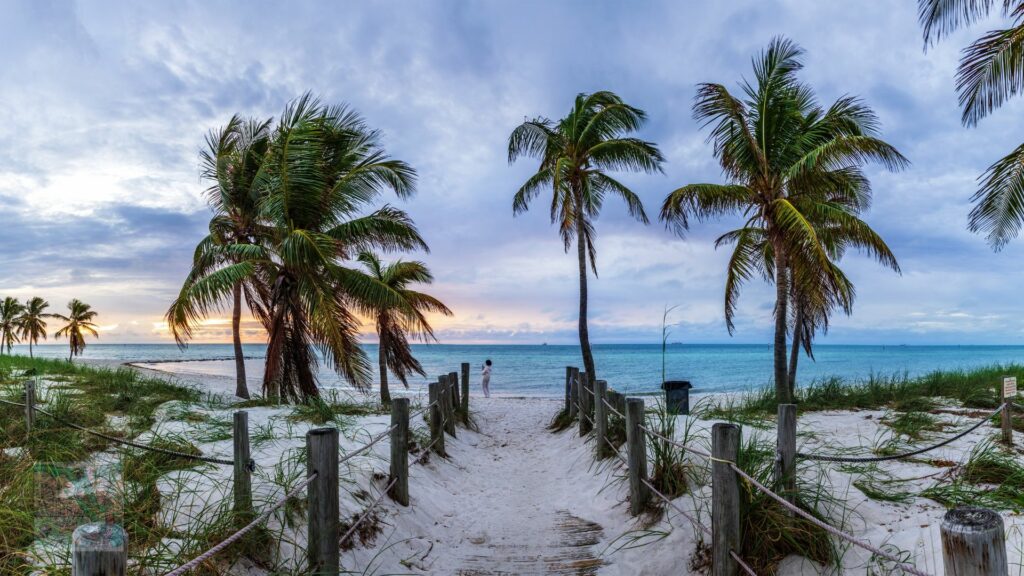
24,380,35,436
775,403,796,506
1001,376,1015,446
441,375,456,437
564,367,574,413
389,398,410,506
72,522,127,576
568,367,579,421
712,423,741,576
461,362,470,420
428,382,445,456
307,427,340,576
594,380,609,459
449,371,460,415
625,398,649,516
940,507,1008,576
232,411,253,522
579,372,592,436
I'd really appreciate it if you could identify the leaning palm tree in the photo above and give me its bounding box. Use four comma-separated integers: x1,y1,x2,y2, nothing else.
660,38,907,402
172,94,427,402
508,91,664,385
918,1,1024,247
53,299,99,362
358,252,452,405
0,297,23,354
17,297,52,358
167,115,272,399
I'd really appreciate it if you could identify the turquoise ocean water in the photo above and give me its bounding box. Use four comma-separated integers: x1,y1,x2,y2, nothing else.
13,343,1024,397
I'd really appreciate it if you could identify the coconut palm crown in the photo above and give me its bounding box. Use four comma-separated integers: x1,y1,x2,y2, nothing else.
918,0,1024,247
17,297,53,358
508,90,664,385
0,297,23,354
53,299,99,362
660,38,907,402
358,251,453,405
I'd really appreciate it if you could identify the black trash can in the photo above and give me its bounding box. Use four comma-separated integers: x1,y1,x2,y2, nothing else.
662,380,693,415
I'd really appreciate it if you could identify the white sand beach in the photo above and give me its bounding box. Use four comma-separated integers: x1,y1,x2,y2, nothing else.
77,360,1021,575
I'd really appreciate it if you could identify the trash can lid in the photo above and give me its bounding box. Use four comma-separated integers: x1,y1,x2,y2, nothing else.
662,380,692,390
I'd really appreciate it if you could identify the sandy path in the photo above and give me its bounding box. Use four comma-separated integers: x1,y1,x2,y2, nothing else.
360,396,620,575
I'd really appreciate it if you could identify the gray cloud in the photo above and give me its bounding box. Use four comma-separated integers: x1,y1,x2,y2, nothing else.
0,0,1021,344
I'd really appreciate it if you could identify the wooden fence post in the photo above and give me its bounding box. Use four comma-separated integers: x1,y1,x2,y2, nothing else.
568,367,579,421
233,411,253,523
449,371,460,416
24,380,35,437
428,382,445,456
389,398,410,506
594,380,609,459
625,397,649,516
461,362,470,421
712,423,741,576
775,403,796,506
441,375,456,437
578,372,592,437
941,507,1008,576
307,427,340,576
72,522,127,576
564,367,573,413
1001,375,1014,446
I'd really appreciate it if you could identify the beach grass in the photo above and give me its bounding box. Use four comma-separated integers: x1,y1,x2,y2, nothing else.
700,363,1024,420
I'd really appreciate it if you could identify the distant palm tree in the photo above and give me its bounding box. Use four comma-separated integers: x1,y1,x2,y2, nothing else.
508,91,664,385
18,297,52,358
172,94,427,402
660,38,906,403
167,115,272,399
53,299,99,362
0,297,24,354
918,1,1024,247
358,252,452,405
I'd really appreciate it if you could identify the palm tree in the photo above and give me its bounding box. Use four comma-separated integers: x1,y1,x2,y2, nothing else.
508,91,664,385
0,297,23,354
53,299,99,362
660,38,907,402
918,1,1024,247
171,94,427,402
18,297,52,358
167,115,272,399
358,252,452,405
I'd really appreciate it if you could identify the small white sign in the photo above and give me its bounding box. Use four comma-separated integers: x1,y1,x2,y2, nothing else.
1004,376,1018,398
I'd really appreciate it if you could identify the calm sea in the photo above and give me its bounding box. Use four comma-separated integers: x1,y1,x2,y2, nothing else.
12,343,1024,397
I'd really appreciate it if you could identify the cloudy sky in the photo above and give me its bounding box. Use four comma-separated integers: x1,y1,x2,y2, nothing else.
1,0,1022,345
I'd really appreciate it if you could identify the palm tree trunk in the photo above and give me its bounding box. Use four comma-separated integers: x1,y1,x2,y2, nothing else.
773,246,790,403
575,203,596,385
29,340,33,359
379,339,391,405
231,283,250,399
788,307,802,398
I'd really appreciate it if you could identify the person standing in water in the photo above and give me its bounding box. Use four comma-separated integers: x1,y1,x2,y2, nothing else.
481,359,492,398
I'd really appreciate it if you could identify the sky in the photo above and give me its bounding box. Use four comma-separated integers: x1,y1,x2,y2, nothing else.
1,0,1023,346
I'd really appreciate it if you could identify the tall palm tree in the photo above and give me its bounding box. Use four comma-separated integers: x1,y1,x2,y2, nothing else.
660,38,907,402
53,299,99,362
918,1,1024,247
0,297,23,354
508,91,665,385
171,94,427,402
18,297,52,359
358,252,452,405
167,115,272,399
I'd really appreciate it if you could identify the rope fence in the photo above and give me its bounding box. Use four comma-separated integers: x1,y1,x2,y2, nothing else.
163,472,319,576
556,365,1024,576
18,362,475,576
